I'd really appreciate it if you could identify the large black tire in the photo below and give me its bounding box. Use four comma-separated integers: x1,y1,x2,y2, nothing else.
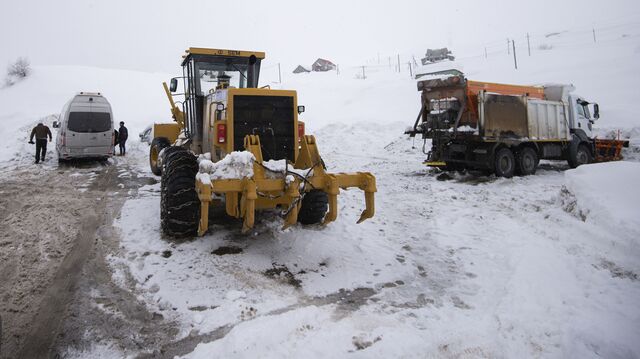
494,147,515,178
150,137,171,176
161,150,200,237
568,144,592,168
298,190,329,225
160,147,188,221
516,147,538,176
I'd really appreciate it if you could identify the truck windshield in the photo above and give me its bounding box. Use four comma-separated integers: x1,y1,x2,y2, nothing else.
68,112,112,133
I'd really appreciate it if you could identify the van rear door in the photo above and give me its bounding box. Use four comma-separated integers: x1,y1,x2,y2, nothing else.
65,111,113,148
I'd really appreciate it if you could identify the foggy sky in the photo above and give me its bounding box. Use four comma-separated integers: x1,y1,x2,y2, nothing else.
1,0,639,74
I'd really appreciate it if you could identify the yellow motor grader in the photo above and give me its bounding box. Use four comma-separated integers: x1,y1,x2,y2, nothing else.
149,48,376,236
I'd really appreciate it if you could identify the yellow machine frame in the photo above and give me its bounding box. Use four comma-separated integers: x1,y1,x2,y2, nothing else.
195,135,376,236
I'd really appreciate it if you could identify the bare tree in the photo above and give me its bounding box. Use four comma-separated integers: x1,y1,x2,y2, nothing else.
7,57,31,78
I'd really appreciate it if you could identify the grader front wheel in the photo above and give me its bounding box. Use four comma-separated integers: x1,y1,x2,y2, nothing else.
161,150,200,237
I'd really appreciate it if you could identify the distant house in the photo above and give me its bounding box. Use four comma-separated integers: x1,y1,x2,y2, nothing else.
311,58,336,72
293,65,311,74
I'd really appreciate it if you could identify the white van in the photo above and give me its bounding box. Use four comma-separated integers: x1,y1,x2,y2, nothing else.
53,92,114,160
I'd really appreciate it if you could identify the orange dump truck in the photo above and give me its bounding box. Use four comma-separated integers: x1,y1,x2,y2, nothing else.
406,70,629,177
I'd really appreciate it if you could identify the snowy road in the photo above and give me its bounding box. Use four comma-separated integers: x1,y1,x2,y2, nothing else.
93,122,640,358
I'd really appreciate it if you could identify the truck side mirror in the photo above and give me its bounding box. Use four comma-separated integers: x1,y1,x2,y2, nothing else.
593,103,600,119
52,121,60,128
297,105,305,114
169,78,178,93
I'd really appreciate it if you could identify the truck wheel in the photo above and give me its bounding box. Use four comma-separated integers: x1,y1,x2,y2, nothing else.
568,144,592,168
161,150,200,237
150,137,170,176
494,148,515,178
516,147,538,176
298,190,329,225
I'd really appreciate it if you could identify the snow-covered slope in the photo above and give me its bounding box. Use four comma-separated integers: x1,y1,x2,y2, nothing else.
1,25,639,359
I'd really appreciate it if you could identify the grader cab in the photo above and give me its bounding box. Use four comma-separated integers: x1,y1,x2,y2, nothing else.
149,48,376,236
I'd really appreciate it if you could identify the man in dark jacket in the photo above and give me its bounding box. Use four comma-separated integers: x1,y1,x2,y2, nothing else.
118,121,128,156
29,122,52,164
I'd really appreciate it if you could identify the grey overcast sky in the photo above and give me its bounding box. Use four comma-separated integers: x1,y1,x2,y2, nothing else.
1,0,639,73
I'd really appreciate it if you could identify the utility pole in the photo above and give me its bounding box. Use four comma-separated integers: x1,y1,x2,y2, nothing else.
484,47,488,59
361,66,366,79
408,62,413,78
278,63,281,83
397,54,401,73
507,38,510,55
512,40,518,70
593,28,597,43
527,33,531,56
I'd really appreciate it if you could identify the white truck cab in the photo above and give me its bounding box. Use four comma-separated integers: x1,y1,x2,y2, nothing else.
53,92,115,161
568,94,599,138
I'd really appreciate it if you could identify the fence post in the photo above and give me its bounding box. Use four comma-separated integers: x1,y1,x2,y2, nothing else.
278,63,281,83
512,40,518,70
527,33,531,56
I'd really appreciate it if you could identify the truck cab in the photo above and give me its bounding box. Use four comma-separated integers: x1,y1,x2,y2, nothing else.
568,94,599,138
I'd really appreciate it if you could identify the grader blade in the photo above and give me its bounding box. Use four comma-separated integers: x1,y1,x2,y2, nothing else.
195,135,376,236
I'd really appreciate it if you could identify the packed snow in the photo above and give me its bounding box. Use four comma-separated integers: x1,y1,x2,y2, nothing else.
0,23,639,359
198,151,255,181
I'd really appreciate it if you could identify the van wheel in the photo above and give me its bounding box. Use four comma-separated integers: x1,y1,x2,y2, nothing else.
298,190,329,225
494,148,515,178
150,137,171,175
568,144,592,168
516,147,538,176
161,150,200,237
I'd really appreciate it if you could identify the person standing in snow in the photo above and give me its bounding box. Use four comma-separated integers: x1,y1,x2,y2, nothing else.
118,121,128,156
29,122,52,164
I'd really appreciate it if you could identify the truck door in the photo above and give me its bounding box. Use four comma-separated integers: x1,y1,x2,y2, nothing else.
571,97,593,138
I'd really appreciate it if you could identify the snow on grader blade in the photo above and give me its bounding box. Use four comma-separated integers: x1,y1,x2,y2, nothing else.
195,134,376,236
150,47,376,237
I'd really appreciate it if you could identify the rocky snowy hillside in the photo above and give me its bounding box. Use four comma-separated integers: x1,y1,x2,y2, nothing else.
1,27,639,359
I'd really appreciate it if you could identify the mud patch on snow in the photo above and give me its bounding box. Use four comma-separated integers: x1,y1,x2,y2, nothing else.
594,260,638,281
559,186,587,221
211,246,243,255
351,334,382,351
263,263,302,288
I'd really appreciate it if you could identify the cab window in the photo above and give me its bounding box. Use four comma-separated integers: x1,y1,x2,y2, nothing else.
576,101,586,118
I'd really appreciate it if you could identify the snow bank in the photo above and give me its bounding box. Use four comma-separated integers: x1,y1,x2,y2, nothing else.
197,151,255,181
563,161,640,238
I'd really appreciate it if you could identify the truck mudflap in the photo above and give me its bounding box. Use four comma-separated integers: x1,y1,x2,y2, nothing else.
195,135,377,236
594,138,630,162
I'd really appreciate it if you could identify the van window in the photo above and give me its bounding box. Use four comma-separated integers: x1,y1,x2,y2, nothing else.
68,112,111,133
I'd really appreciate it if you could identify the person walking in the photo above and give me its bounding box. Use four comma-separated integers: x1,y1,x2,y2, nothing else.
29,122,52,164
118,121,128,156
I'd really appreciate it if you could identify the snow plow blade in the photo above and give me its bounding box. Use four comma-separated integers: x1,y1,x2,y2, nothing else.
195,135,376,236
594,138,629,162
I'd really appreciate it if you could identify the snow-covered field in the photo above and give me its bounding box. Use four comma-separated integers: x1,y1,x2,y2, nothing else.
1,28,639,358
